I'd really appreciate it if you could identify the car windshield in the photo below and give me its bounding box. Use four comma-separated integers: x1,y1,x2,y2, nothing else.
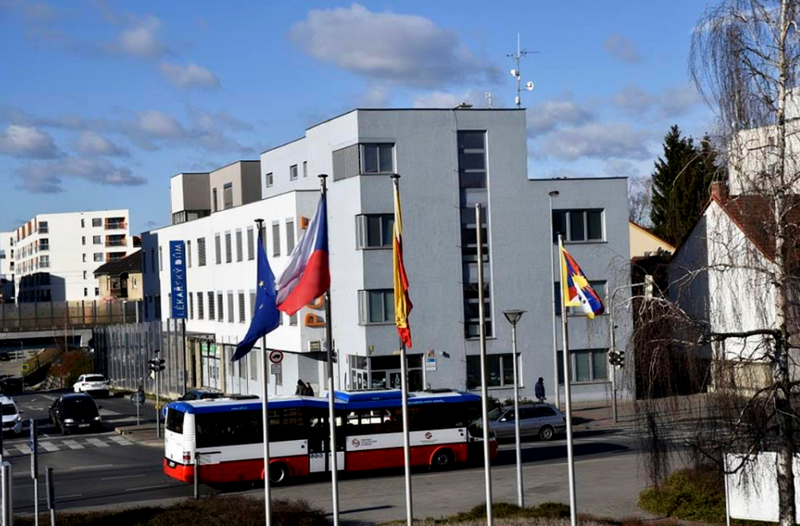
487,408,501,421
1,404,16,416
63,398,98,417
85,375,105,382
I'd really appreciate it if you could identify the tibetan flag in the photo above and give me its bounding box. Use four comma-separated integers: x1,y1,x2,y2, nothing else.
232,230,281,362
392,179,413,348
276,195,330,316
561,246,605,319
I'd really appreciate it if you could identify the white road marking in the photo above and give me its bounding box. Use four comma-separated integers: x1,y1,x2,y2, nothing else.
102,474,146,481
40,442,59,452
86,438,110,448
108,436,132,446
62,440,84,450
16,444,30,455
125,484,170,492
57,494,82,499
64,464,114,471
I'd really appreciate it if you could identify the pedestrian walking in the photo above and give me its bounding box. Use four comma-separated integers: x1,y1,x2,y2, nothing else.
535,377,546,403
295,379,307,395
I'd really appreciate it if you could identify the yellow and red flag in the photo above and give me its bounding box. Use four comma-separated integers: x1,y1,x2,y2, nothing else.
393,178,413,348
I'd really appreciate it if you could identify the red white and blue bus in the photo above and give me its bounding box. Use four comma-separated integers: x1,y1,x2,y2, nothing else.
163,389,497,485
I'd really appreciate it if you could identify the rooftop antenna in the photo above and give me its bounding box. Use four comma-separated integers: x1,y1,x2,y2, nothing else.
485,92,493,108
507,33,538,108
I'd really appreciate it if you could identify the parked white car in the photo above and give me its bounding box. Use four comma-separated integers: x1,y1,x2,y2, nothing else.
73,374,110,398
0,395,23,435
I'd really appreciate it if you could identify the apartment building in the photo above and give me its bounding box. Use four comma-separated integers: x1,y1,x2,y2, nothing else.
0,231,15,302
14,210,134,302
142,108,632,403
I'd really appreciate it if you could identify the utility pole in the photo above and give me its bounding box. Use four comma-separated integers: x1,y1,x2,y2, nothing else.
507,33,537,108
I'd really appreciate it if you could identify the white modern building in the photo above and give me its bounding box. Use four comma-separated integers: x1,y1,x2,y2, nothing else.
142,108,632,403
0,231,15,302
14,210,134,303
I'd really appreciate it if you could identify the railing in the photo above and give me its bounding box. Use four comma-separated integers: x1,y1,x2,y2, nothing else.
105,240,126,247
0,300,143,332
105,222,126,230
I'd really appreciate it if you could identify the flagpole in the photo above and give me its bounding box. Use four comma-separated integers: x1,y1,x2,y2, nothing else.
319,174,340,526
255,219,272,526
558,234,578,526
393,174,414,526
476,204,493,526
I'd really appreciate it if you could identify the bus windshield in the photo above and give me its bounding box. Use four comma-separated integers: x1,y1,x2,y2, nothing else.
166,408,184,434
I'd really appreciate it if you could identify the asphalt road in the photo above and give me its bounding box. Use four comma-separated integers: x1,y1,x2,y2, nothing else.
2,390,643,523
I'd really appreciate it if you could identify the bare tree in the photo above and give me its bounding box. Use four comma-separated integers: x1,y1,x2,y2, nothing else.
628,176,653,227
633,2,800,524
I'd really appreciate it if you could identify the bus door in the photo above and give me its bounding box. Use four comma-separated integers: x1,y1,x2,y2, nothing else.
308,411,345,473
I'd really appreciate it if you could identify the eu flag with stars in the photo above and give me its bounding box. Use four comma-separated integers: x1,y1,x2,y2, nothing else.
232,231,281,362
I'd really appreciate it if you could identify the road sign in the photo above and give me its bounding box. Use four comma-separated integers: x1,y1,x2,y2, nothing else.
130,391,145,407
268,350,284,364
425,349,437,371
270,363,282,376
21,364,29,372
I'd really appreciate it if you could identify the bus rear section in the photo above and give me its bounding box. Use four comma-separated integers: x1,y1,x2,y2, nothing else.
163,398,320,485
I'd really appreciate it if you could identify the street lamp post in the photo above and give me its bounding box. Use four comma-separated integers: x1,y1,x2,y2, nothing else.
503,309,526,508
548,191,560,409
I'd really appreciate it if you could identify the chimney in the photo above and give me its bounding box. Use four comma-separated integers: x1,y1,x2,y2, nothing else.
710,180,728,202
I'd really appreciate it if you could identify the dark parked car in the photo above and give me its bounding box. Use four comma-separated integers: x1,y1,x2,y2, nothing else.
49,393,102,435
0,353,11,362
0,378,23,395
179,389,224,402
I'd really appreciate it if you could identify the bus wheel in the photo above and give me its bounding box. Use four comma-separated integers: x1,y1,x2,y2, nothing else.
538,425,555,441
268,463,289,485
431,449,454,471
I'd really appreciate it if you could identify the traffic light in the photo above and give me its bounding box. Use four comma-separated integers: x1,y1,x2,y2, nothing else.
608,350,625,368
149,358,165,373
617,351,625,368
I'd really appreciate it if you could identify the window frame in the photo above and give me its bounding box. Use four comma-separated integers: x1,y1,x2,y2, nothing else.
557,349,609,385
356,214,394,250
466,353,519,390
265,172,274,188
223,183,233,210
289,164,298,181
358,289,395,325
359,143,395,174
552,209,605,243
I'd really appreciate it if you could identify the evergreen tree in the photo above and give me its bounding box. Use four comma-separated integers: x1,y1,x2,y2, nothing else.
650,126,718,245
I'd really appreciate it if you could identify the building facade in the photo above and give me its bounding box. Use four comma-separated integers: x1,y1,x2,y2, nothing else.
14,210,134,303
0,231,15,302
142,109,632,403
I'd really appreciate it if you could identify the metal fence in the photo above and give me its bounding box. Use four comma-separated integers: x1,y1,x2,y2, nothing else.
0,300,142,332
93,319,186,398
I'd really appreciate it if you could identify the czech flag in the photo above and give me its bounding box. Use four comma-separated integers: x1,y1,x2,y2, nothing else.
392,178,413,348
561,246,605,319
276,195,330,316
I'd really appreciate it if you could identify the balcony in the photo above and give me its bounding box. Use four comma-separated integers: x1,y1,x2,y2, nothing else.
106,238,126,247
39,244,49,252
105,218,126,230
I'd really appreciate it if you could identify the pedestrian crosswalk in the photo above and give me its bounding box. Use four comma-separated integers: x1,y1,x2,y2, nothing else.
1,434,133,456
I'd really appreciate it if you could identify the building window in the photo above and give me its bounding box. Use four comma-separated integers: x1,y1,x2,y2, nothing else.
358,289,394,324
356,214,394,249
212,188,218,212
286,220,295,253
457,131,487,189
198,238,206,266
552,210,604,242
289,312,298,326
207,292,215,320
159,246,163,271
266,172,273,188
189,293,194,319
197,292,204,320
227,292,234,323
303,161,307,178
217,293,224,322
272,222,280,257
250,352,258,381
215,234,222,265
554,281,606,316
83,271,87,279
83,254,87,263
246,227,255,260
236,229,243,262
223,183,233,210
40,255,49,268
93,235,102,245
360,143,394,174
83,287,88,297
250,290,256,316
82,236,86,246
186,240,192,269
155,294,161,318
92,218,102,227
464,282,492,338
39,221,48,234
238,292,246,323
466,354,517,389
93,253,103,262
81,219,85,228
39,239,49,251
369,355,422,391
95,287,99,296
225,232,232,263
557,349,609,384
290,164,298,181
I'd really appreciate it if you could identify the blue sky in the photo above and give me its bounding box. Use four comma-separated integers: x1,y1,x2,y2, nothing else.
0,0,714,234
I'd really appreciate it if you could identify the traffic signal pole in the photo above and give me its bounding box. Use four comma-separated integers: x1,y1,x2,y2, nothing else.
149,349,165,438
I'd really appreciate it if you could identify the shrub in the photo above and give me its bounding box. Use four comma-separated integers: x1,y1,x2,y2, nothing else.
638,465,726,523
48,350,93,387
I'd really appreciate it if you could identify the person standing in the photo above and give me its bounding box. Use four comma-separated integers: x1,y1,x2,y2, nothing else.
535,377,546,403
295,379,307,395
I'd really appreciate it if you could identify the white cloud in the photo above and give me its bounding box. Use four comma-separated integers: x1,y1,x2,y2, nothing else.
604,159,642,177
159,62,220,90
73,131,128,157
136,110,185,139
17,157,146,193
612,84,701,118
0,124,58,158
117,14,166,58
603,34,642,63
534,122,654,161
526,98,595,136
290,4,498,87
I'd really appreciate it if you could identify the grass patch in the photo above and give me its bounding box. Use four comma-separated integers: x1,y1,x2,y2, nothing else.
382,502,571,525
638,464,726,523
16,496,327,526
